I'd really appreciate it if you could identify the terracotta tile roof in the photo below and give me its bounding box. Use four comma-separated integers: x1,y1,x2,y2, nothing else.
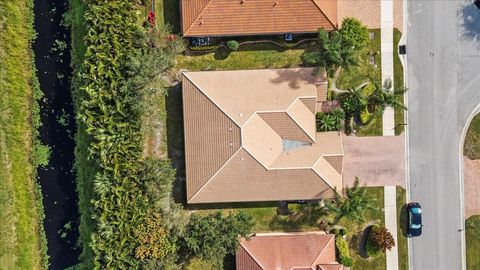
182,68,343,204
236,232,343,270
180,0,338,37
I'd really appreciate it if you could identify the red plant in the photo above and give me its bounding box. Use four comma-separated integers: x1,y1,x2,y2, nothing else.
147,11,155,26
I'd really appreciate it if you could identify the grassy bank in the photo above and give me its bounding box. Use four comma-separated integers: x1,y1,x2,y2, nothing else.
466,215,480,269
0,0,48,269
67,0,96,268
464,114,480,160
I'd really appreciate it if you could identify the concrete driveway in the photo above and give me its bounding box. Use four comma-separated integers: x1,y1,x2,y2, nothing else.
342,134,405,187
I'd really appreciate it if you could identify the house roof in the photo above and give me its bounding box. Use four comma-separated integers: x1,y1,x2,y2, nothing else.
236,232,344,270
182,68,343,204
180,0,338,37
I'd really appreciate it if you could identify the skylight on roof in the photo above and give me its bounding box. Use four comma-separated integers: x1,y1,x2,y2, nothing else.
282,139,310,152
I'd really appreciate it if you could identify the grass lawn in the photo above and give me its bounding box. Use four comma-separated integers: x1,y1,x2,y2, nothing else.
337,29,382,136
466,215,480,269
0,1,46,269
150,0,180,33
337,29,381,90
337,29,406,137
175,43,313,72
464,113,480,160
393,29,406,135
193,187,387,269
396,187,408,270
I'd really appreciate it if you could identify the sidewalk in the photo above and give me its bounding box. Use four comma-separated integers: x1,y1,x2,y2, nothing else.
381,0,395,136
384,186,399,270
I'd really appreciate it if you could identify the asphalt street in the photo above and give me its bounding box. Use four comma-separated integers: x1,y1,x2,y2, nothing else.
407,0,480,269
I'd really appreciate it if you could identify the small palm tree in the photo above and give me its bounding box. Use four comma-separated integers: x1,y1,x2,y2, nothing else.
316,113,337,131
327,177,376,223
369,78,407,114
337,85,367,118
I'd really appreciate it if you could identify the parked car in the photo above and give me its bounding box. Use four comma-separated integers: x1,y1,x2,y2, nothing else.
407,202,423,237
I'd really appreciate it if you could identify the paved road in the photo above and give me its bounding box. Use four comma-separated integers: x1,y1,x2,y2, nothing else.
407,0,480,269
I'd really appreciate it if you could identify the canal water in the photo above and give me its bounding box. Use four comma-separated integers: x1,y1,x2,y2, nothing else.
33,0,79,269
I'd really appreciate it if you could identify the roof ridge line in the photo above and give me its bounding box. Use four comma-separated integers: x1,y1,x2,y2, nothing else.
239,243,267,270
184,0,214,35
188,146,243,203
286,98,316,143
310,234,335,267
310,0,338,30
183,73,242,127
311,156,341,191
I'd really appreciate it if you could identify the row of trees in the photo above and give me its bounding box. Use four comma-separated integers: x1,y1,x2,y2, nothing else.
75,1,252,269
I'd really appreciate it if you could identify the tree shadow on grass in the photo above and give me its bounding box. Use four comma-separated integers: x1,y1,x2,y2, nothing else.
213,47,230,60
358,224,374,258
165,83,186,204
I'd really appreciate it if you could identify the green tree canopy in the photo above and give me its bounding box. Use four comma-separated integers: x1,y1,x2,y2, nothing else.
302,29,359,75
183,211,254,267
327,177,376,223
339,17,369,49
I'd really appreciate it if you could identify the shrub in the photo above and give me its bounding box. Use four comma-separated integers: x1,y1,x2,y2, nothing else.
183,211,253,268
330,228,340,235
339,227,348,236
339,17,369,49
226,40,240,51
316,109,345,132
339,255,353,267
33,142,51,168
335,236,351,262
366,234,381,257
369,225,395,252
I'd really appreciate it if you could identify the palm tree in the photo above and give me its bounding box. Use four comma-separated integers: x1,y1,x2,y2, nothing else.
369,78,407,114
337,85,367,118
302,29,359,76
327,177,376,223
316,113,337,131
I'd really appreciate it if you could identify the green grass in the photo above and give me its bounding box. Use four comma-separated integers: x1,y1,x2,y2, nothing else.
466,215,480,269
152,0,180,33
464,114,480,160
68,0,96,268
0,1,46,269
175,43,314,72
337,29,382,136
193,187,386,269
393,29,405,135
396,187,408,270
337,29,381,90
337,29,406,137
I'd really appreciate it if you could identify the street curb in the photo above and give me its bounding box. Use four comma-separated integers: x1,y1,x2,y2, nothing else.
458,104,480,270
398,0,411,269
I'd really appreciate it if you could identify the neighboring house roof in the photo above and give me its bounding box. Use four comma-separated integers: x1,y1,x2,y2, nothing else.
180,0,338,37
182,68,343,204
236,232,344,270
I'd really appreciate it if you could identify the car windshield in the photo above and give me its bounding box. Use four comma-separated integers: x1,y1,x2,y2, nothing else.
410,207,422,227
